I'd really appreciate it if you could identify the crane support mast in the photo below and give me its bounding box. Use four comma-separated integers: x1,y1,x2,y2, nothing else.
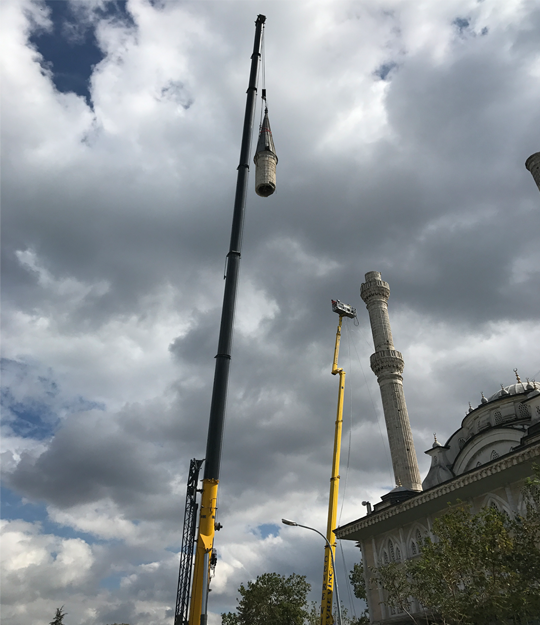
175,459,204,625
187,15,266,625
321,301,356,625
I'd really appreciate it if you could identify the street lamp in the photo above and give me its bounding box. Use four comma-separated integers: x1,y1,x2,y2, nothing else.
281,519,342,625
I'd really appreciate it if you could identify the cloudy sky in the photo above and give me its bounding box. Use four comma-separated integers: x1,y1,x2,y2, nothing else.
1,0,539,623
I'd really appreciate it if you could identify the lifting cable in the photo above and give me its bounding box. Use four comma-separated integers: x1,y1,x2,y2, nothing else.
338,320,354,526
259,23,267,129
339,539,358,621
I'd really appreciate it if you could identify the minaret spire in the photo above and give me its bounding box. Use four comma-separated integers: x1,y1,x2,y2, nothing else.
254,108,278,197
360,271,422,492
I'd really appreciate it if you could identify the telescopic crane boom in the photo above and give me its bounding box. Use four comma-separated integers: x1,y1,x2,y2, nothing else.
184,15,267,625
321,300,356,625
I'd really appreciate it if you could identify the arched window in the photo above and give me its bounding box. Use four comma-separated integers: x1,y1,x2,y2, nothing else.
411,540,417,556
395,547,402,562
383,550,389,565
490,450,499,460
388,539,395,562
415,529,422,551
490,500,499,511
494,411,502,425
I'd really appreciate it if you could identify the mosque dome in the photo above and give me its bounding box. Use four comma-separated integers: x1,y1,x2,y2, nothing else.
487,380,540,402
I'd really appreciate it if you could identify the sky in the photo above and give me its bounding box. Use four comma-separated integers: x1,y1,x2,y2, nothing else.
1,0,539,624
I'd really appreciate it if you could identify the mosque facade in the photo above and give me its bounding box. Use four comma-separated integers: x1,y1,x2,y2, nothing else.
335,272,540,624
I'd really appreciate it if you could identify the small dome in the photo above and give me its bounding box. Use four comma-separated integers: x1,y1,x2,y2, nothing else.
487,380,540,402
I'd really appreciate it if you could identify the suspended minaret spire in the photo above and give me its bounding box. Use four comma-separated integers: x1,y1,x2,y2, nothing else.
254,107,278,197
360,271,422,492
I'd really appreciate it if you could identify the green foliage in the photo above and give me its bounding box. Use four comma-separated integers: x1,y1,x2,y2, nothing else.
49,607,66,625
348,564,370,624
348,563,367,602
221,613,240,625
221,572,311,625
370,469,540,625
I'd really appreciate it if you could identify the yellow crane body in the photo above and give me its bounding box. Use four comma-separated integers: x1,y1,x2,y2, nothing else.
321,300,355,625
188,478,218,625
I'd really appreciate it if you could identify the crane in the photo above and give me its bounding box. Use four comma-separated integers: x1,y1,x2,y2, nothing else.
174,459,204,625
172,15,270,625
321,300,357,625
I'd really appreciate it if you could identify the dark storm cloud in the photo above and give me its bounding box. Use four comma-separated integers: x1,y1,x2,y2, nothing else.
7,409,168,508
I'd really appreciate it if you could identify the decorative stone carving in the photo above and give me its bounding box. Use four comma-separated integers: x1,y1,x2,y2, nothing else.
370,350,405,377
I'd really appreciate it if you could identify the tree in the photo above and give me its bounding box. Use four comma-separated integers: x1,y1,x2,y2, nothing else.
49,607,66,625
369,470,540,624
221,572,311,625
348,564,370,625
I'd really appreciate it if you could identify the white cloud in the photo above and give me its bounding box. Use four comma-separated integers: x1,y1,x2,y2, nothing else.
1,0,539,623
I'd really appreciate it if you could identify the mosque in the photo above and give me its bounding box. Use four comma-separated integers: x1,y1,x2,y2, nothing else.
334,153,540,623
334,270,540,623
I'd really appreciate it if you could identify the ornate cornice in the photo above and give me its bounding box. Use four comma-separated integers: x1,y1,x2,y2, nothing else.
335,444,540,539
360,280,390,304
370,350,404,376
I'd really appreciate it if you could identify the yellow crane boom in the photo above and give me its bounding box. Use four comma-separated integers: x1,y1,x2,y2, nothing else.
321,300,356,625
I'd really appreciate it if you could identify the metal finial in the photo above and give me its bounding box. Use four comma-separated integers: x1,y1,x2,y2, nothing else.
434,433,438,444
396,477,402,487
481,391,488,404
468,402,473,413
514,368,522,383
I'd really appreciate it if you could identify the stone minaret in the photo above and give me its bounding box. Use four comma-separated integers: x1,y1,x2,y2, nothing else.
525,152,540,193
254,108,278,197
360,271,422,492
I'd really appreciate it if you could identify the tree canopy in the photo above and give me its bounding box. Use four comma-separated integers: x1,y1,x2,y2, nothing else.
222,572,311,625
370,469,540,624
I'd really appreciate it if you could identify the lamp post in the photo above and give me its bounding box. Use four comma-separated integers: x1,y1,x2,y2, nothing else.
281,519,342,625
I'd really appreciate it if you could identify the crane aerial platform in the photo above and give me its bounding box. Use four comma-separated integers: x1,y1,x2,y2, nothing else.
321,300,357,625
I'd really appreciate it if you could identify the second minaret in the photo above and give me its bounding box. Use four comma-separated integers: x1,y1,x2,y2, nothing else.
360,271,422,492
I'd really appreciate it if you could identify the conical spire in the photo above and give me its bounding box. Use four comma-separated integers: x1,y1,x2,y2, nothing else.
254,109,278,161
254,107,278,197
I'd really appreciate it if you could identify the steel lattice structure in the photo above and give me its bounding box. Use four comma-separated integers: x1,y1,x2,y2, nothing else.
174,459,204,625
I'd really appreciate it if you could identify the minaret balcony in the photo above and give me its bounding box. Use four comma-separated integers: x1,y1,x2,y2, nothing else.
370,350,405,377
